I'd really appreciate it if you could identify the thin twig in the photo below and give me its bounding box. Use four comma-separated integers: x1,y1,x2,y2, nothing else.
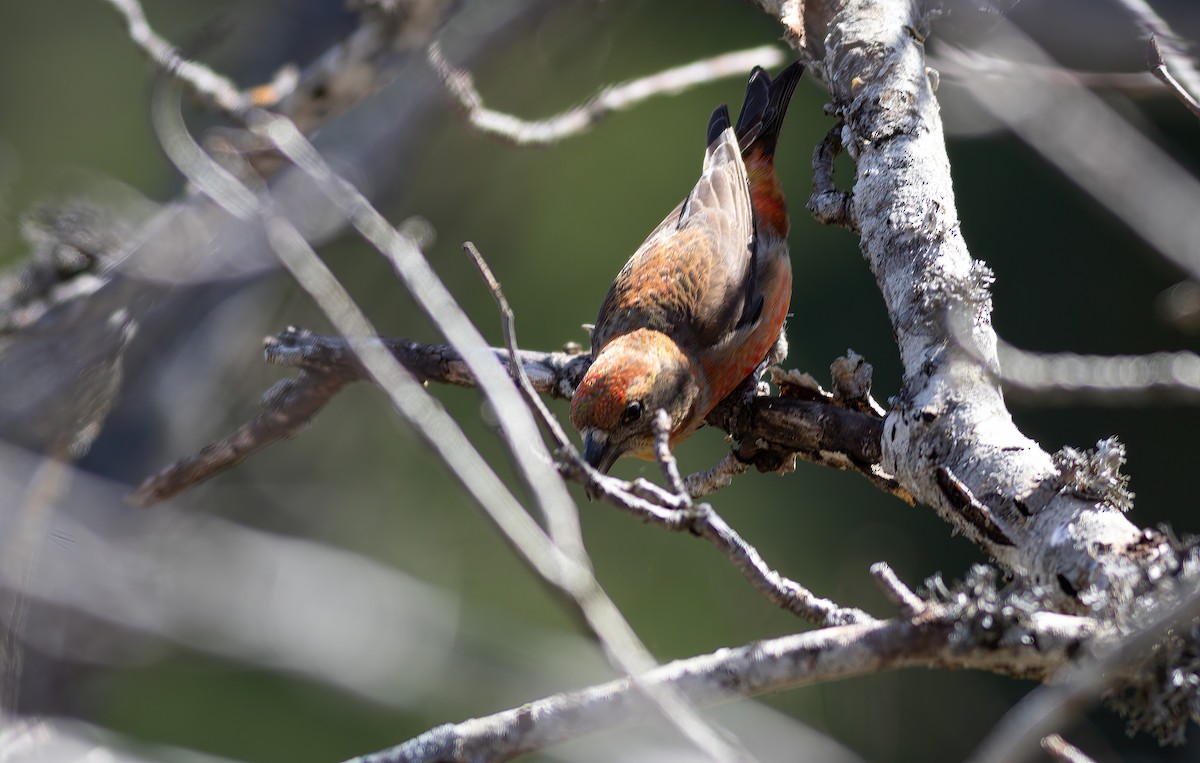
1040,735,1097,763
1114,0,1200,100
564,460,876,627
130,366,354,506
681,453,751,498
100,0,251,115
653,409,691,502
1149,36,1200,119
869,562,925,617
457,244,740,752
134,329,895,504
463,241,573,450
428,42,787,146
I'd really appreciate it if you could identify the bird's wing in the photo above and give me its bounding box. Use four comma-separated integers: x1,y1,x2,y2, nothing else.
593,108,759,351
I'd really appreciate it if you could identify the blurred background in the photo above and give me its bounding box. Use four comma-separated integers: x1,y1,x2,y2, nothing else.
2,0,1200,761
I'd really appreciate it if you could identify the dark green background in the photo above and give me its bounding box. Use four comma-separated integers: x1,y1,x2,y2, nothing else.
3,0,1200,761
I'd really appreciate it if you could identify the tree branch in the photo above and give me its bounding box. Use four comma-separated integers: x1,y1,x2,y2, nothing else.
1040,735,1097,763
346,593,1096,763
1149,35,1200,120
429,43,787,146
753,0,1200,743
134,328,898,505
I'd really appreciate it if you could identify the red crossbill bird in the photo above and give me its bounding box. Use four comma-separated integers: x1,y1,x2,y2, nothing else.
570,62,804,474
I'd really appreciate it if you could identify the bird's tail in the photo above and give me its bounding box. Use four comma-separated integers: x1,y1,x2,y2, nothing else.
734,61,804,159
723,61,803,237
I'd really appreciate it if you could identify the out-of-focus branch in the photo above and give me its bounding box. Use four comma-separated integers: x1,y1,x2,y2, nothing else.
933,19,1200,284
349,594,1097,763
104,0,453,170
996,338,1200,403
428,42,787,146
101,0,253,114
930,46,1161,92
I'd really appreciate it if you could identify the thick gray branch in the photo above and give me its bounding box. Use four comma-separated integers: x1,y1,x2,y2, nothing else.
798,0,1158,615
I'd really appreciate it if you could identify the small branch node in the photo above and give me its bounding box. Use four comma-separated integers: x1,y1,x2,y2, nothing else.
830,351,886,416
869,561,926,616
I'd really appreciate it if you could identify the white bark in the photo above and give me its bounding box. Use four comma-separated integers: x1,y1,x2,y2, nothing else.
756,0,1160,618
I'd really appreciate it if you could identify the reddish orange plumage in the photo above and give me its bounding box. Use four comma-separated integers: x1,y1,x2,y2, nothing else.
571,62,804,474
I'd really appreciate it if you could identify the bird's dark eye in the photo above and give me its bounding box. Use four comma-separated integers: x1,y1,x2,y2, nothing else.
620,401,643,425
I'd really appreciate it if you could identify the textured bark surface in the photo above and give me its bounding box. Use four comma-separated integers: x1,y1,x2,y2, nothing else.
749,0,1173,619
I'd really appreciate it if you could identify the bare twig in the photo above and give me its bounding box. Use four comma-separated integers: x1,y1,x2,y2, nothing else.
1149,36,1200,119
100,0,251,115
653,409,691,502
428,42,787,146
457,242,752,758
563,461,875,627
463,241,572,450
869,562,925,617
1040,735,1097,763
681,452,751,498
104,0,455,146
266,329,590,397
135,321,877,626
129,362,354,506
637,412,862,624
1114,0,1200,100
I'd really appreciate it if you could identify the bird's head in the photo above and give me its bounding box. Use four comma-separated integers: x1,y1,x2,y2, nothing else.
569,329,700,474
